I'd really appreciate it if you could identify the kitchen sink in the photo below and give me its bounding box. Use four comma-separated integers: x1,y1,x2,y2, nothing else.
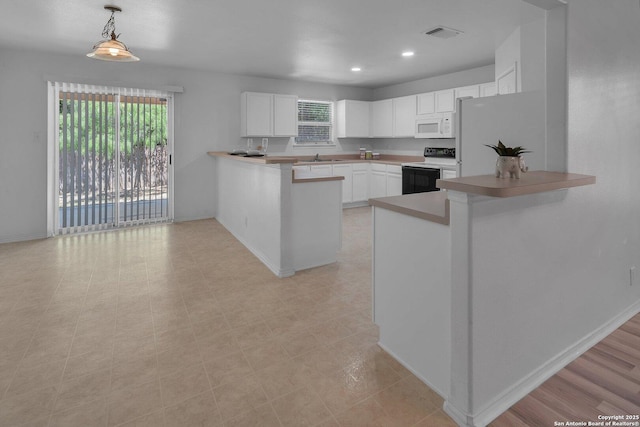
305,153,345,162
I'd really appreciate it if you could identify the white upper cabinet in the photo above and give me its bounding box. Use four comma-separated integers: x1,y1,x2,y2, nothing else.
479,82,497,97
392,95,417,137
336,100,370,138
454,85,480,100
434,89,455,113
241,92,272,136
241,92,298,137
273,95,298,136
416,92,436,115
370,99,393,138
330,81,497,140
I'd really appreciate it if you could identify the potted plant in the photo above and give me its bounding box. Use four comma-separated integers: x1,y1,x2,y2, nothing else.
485,140,530,179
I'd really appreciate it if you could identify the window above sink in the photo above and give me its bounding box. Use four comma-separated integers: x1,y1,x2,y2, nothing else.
295,100,335,146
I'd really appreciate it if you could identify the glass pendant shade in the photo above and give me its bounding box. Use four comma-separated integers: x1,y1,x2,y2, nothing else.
87,35,139,62
86,6,139,62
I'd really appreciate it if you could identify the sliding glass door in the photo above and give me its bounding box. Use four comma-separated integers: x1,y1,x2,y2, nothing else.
52,83,173,234
118,94,170,225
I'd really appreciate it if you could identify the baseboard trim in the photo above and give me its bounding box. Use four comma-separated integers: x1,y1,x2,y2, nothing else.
0,232,48,244
343,201,369,209
377,341,448,400
444,299,640,426
215,216,294,278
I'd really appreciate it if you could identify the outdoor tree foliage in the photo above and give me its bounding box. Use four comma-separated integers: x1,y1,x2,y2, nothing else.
58,95,168,201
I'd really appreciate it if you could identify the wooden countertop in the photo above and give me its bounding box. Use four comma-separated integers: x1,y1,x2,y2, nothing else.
208,151,423,166
369,191,450,225
209,152,344,183
436,171,596,198
208,151,296,164
294,154,423,166
292,170,344,184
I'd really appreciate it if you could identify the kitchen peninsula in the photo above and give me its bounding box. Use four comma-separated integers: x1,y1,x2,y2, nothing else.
209,152,343,277
369,171,596,427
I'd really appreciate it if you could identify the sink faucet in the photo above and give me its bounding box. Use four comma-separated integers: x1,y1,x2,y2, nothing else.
314,153,320,161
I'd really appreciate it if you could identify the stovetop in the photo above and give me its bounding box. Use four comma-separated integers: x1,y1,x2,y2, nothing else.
401,147,457,168
424,147,455,158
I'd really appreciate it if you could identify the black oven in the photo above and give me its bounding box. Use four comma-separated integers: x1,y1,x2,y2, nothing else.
402,166,440,194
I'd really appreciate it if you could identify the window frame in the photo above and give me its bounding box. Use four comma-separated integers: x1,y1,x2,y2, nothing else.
294,99,335,146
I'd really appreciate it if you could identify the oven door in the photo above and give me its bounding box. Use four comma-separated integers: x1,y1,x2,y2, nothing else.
402,166,441,194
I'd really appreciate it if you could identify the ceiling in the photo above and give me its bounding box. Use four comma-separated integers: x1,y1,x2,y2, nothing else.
0,0,549,88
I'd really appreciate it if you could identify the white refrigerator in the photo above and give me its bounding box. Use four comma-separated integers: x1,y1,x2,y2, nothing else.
455,91,547,177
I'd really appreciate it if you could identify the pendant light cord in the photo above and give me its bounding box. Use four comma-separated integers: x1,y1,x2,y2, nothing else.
102,11,119,40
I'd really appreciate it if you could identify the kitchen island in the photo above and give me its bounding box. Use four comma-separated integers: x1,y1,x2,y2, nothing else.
209,152,343,277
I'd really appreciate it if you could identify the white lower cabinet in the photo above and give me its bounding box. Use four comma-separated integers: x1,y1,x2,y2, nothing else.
441,169,457,180
309,164,332,176
386,165,403,196
370,164,388,199
302,161,402,205
370,172,387,199
352,163,369,202
332,163,353,204
370,163,403,198
292,165,310,174
333,163,370,204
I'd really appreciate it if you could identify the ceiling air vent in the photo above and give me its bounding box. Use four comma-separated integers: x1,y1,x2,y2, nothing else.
423,26,463,39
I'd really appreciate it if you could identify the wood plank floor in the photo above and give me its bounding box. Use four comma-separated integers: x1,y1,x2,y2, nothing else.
491,313,640,426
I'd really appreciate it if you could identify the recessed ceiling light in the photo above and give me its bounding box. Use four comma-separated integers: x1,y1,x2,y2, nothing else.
351,67,361,72
402,51,415,57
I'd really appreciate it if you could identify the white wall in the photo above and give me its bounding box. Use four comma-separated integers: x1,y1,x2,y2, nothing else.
495,15,546,93
520,16,546,92
565,0,640,291
495,27,522,92
0,47,370,242
545,5,567,172
445,0,640,424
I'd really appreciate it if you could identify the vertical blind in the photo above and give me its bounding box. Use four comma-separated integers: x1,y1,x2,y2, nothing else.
54,82,172,234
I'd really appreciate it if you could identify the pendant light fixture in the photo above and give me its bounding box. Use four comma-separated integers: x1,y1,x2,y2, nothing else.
86,5,140,62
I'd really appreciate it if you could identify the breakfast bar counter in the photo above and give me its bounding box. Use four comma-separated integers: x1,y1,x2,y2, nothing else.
209,151,343,277
368,191,449,225
208,151,296,165
436,170,596,197
369,170,597,426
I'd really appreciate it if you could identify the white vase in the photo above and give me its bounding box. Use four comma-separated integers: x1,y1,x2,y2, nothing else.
495,156,528,179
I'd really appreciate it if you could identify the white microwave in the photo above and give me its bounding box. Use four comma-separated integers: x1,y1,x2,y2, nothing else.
415,112,455,139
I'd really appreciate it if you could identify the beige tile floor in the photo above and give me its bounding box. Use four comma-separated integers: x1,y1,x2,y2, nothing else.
0,207,456,427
